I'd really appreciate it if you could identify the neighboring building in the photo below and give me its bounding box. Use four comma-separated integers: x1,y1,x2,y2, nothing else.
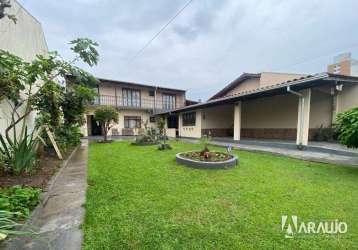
82,78,186,137
156,72,358,147
0,0,48,136
327,53,358,77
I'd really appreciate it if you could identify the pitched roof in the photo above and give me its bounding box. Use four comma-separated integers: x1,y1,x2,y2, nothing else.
97,77,186,93
208,73,261,100
156,73,358,115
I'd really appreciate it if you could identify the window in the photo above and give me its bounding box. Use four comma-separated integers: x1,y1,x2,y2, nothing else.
333,65,341,74
182,112,196,126
122,88,141,107
162,94,176,110
149,116,156,123
124,116,141,128
149,89,155,97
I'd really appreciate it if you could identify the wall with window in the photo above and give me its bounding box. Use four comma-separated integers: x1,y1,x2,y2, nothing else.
97,82,185,110
178,110,202,138
81,108,155,136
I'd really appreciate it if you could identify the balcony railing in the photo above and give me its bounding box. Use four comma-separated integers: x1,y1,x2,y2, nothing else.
92,95,182,111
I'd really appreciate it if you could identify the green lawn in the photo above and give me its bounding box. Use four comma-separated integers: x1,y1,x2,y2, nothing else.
83,141,358,249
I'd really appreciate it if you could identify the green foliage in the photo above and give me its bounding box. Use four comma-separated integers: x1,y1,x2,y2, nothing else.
70,38,99,67
55,125,82,151
62,85,97,126
335,107,358,148
0,128,38,175
0,186,40,219
94,106,118,141
33,81,64,128
156,117,171,150
0,50,26,102
0,0,17,23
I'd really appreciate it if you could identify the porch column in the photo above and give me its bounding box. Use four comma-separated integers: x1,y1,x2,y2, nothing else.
296,89,311,146
234,101,242,141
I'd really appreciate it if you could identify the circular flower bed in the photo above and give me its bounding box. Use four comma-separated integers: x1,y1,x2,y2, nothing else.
176,151,238,169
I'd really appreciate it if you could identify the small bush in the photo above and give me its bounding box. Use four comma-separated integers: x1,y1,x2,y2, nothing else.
158,143,172,150
132,135,157,145
0,186,41,219
335,107,358,148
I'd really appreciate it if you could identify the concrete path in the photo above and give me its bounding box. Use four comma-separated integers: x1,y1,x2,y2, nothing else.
3,140,88,250
181,138,358,167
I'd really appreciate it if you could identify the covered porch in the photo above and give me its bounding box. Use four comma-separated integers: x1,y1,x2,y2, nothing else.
175,74,358,148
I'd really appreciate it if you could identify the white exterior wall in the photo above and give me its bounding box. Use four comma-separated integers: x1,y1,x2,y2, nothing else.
0,0,48,137
178,110,202,138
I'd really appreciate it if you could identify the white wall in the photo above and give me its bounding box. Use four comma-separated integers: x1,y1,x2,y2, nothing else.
0,0,48,137
178,110,202,138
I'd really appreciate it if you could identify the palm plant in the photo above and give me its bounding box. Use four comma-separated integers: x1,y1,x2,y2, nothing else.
0,127,38,175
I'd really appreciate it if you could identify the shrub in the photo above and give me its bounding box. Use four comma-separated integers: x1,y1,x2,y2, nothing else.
335,107,358,148
55,125,81,151
156,117,171,150
0,186,41,219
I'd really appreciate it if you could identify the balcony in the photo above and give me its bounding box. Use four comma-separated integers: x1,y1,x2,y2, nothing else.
92,95,182,112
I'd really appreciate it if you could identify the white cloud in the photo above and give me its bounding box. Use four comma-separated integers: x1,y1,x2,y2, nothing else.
19,0,358,100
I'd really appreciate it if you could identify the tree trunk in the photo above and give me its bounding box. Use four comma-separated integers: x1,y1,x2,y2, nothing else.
102,123,107,141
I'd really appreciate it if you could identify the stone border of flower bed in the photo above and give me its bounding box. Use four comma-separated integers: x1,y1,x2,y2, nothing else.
176,152,238,169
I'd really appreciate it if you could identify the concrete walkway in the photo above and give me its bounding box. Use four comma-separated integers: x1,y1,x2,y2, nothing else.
181,138,358,167
3,140,88,250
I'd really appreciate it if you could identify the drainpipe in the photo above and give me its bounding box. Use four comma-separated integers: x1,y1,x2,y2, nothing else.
287,86,305,150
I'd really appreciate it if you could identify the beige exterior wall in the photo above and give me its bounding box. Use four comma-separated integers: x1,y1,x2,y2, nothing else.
201,105,234,129
336,84,358,113
327,60,351,75
166,128,176,138
241,90,332,129
242,94,299,129
98,81,185,109
309,89,333,128
225,78,260,96
259,72,306,88
82,108,155,136
222,72,305,98
178,110,202,138
0,0,48,137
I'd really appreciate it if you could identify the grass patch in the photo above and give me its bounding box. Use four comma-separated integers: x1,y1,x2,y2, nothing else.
83,141,358,249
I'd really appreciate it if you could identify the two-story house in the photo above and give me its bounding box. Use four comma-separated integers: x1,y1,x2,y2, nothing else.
82,78,186,137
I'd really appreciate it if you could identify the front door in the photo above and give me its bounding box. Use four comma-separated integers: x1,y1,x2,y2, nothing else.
90,115,102,136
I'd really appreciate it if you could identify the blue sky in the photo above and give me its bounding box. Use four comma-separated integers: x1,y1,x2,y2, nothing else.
20,0,358,100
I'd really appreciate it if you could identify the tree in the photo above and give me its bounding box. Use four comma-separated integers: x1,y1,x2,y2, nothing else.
0,38,99,174
0,38,99,146
94,106,118,142
335,107,358,148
